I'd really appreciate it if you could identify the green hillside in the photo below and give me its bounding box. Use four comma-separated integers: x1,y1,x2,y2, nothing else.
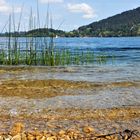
76,7,140,37
1,7,140,37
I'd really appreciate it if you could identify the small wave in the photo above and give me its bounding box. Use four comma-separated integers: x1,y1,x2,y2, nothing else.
96,47,140,51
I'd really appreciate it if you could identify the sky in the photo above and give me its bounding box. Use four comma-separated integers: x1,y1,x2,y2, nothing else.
0,0,140,32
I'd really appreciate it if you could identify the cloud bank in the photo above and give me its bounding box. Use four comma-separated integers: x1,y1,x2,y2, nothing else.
67,3,96,19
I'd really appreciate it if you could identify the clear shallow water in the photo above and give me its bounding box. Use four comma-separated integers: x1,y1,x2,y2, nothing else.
0,64,139,83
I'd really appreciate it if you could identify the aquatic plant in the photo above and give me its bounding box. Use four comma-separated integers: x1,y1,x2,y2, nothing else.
0,1,115,66
0,40,115,66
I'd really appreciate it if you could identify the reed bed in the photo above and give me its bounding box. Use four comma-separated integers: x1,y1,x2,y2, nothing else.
0,39,112,66
0,2,115,66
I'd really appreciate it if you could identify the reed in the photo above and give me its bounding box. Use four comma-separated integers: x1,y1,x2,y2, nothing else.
12,7,18,65
0,2,115,66
0,46,115,66
0,49,5,64
8,14,12,65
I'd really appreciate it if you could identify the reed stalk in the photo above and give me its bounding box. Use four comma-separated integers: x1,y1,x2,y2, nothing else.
0,1,115,66
8,14,11,65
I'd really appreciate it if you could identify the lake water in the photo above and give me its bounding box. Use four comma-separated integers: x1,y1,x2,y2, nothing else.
0,37,140,63
0,37,140,82
0,37,140,131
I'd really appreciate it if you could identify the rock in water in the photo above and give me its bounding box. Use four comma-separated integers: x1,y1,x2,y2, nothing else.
10,123,24,136
83,126,94,133
58,130,65,136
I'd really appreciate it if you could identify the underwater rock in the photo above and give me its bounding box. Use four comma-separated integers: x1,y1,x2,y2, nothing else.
83,126,94,133
10,123,24,136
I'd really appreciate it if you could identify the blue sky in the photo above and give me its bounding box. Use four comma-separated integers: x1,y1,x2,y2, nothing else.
0,0,140,32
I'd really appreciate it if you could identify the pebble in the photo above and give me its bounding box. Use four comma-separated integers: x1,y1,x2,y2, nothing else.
0,136,3,140
58,130,65,136
83,126,94,133
0,123,138,140
47,136,57,140
10,123,24,136
11,134,21,140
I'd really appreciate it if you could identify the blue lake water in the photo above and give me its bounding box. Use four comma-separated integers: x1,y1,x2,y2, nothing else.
0,37,140,64
57,37,140,63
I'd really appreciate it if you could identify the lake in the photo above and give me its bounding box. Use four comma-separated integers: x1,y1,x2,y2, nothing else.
0,37,140,133
0,37,140,82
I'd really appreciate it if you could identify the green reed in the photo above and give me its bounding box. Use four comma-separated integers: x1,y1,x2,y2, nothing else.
0,1,115,66
0,44,115,66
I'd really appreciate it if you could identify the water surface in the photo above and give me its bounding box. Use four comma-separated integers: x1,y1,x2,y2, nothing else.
0,37,140,132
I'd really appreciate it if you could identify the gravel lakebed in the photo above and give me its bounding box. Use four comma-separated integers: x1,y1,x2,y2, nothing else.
0,67,139,140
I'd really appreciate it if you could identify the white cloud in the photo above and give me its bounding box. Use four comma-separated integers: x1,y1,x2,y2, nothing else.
0,0,21,14
0,0,10,12
39,0,63,4
67,3,96,19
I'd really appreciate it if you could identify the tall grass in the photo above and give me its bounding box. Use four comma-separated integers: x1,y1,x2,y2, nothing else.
0,2,115,66
8,14,12,65
0,44,114,66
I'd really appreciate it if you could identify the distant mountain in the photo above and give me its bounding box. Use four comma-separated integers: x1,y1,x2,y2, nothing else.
75,7,140,37
1,7,140,37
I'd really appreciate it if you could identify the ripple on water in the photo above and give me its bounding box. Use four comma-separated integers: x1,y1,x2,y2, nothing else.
0,64,140,83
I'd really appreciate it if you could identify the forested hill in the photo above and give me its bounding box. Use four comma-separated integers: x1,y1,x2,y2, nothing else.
75,7,140,37
1,7,140,37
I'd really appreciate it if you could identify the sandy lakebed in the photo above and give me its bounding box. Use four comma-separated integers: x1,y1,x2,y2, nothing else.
0,66,139,140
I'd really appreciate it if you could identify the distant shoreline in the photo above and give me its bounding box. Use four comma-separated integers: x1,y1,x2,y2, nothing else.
0,34,140,38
